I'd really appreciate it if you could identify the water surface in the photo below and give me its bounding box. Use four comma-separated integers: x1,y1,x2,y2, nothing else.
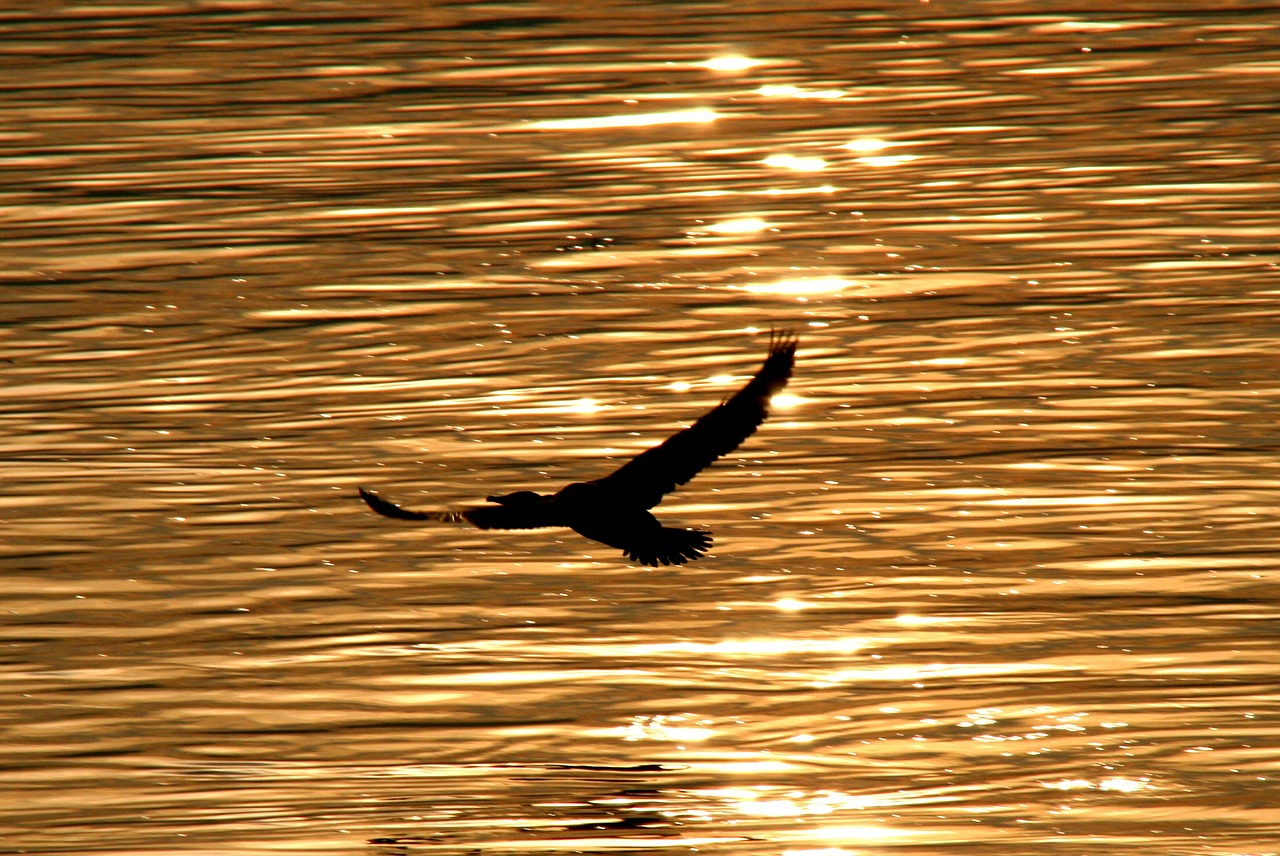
3,2,1280,854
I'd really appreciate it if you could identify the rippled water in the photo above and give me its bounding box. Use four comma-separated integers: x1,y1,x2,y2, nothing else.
4,3,1280,854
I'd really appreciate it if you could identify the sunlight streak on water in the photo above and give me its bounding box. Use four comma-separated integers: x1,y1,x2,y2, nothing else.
769,392,806,410
531,108,721,130
700,55,765,72
758,83,846,99
738,276,855,295
762,153,829,172
621,637,872,658
702,216,771,234
1043,776,1150,793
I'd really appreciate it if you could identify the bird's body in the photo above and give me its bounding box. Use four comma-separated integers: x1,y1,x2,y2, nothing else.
359,331,797,565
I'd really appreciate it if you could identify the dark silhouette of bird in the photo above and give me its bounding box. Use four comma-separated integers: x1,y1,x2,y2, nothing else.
359,331,798,565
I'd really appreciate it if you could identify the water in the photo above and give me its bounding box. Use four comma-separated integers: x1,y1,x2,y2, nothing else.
4,2,1280,853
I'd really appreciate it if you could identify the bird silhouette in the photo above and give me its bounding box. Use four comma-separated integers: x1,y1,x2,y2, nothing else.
359,331,798,565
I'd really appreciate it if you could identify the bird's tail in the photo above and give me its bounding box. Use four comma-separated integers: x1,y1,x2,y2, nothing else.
627,528,713,567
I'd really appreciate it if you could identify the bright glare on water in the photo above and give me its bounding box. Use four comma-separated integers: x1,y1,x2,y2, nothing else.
3,3,1280,854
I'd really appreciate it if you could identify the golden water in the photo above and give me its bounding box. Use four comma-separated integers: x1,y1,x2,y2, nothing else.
3,3,1279,853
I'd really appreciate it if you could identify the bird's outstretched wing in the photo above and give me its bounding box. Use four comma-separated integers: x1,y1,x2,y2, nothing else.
358,487,556,530
591,331,797,509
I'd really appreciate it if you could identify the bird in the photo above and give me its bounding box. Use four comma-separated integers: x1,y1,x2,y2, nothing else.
358,331,798,566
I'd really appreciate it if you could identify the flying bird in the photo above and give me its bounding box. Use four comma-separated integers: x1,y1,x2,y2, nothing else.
359,331,798,566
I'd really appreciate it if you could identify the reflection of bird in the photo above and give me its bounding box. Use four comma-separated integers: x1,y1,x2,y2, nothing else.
359,332,798,566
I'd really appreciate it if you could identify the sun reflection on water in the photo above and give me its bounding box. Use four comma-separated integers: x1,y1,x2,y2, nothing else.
738,276,855,295
485,396,604,416
843,137,891,153
626,636,872,657
702,216,770,234
1042,776,1150,793
769,392,805,410
758,184,840,196
842,138,919,167
758,83,846,99
615,713,715,743
531,108,720,130
682,787,916,848
695,787,882,817
700,55,764,71
811,661,1068,688
763,153,829,172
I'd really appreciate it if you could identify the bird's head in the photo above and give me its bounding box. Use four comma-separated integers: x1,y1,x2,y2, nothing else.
486,490,544,506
